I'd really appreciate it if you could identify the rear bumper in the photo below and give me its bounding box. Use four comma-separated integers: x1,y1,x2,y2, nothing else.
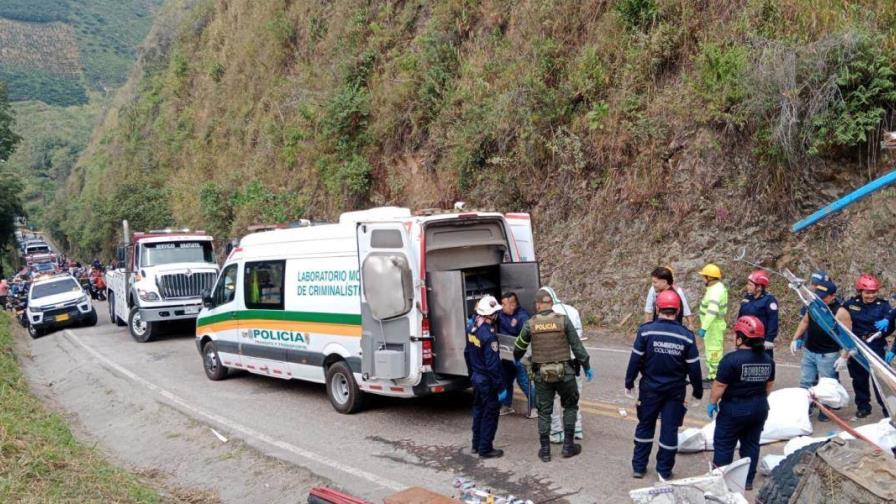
140,302,202,322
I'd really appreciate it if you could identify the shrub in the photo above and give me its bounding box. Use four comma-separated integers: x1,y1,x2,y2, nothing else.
694,42,748,120
615,0,658,32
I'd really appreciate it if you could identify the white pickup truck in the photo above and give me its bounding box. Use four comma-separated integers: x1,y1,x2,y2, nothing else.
106,221,219,342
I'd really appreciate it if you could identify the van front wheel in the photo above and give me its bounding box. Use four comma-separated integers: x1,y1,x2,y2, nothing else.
325,361,364,414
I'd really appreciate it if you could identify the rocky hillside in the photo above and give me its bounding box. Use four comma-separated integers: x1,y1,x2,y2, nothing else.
51,0,896,331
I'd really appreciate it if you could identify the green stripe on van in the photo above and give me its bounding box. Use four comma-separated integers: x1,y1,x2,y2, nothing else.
196,309,361,328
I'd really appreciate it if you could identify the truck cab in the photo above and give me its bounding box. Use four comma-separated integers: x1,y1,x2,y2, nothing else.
107,221,219,342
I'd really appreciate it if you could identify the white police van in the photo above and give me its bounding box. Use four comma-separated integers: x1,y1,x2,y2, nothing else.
196,206,539,413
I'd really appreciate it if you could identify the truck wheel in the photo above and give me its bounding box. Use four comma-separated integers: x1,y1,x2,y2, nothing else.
82,309,98,327
128,307,155,343
202,341,228,381
109,295,126,326
757,441,824,504
325,361,364,414
28,323,43,339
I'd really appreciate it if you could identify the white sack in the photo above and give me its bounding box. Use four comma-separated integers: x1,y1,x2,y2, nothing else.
679,388,813,452
760,388,813,443
677,427,707,453
838,418,896,455
783,435,832,456
758,454,785,475
809,377,850,409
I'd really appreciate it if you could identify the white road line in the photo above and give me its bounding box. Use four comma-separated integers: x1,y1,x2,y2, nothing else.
585,345,801,369
64,330,406,492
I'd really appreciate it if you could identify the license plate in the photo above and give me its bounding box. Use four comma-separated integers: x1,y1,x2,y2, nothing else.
185,306,200,315
56,313,69,322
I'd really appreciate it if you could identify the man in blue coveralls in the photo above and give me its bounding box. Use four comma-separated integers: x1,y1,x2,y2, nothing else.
625,289,703,479
496,291,531,416
464,295,506,458
844,274,894,418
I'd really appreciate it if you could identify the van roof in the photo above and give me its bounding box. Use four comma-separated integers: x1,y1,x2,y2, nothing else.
237,208,513,249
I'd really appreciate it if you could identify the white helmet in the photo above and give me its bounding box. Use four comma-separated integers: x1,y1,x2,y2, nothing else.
475,295,502,316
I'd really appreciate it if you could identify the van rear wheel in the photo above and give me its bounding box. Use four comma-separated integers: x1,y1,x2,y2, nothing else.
325,361,364,414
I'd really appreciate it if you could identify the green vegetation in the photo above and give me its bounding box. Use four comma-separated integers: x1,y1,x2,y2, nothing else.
0,313,164,501
0,0,69,23
0,83,23,274
0,66,87,107
46,0,896,260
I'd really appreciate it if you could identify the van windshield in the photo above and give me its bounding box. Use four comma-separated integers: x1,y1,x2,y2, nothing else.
141,242,214,266
32,278,81,299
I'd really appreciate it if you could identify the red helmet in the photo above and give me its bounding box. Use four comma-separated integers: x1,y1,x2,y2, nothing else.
747,270,770,287
733,315,765,339
656,289,682,311
855,274,880,292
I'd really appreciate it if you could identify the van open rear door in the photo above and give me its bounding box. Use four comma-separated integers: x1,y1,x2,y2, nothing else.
504,213,535,262
356,222,416,381
428,262,540,375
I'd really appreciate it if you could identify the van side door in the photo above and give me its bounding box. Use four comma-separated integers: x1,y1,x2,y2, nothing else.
240,260,288,375
197,262,241,367
356,223,416,380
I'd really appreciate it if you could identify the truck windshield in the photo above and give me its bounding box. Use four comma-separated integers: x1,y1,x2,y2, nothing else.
27,246,50,254
141,241,214,266
32,279,81,299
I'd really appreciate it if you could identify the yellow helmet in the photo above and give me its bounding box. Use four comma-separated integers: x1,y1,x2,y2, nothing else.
699,263,722,279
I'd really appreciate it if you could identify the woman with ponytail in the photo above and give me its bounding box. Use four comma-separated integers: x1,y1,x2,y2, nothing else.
707,316,775,490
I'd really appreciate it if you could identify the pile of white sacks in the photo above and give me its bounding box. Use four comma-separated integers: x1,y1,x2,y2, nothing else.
676,378,896,474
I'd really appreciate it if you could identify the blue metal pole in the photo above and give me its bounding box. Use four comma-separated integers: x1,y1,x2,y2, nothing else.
792,170,896,232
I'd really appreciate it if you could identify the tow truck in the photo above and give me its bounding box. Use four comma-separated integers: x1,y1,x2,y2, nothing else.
106,220,219,342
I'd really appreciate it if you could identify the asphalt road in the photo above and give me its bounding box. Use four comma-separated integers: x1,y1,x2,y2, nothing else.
19,302,885,503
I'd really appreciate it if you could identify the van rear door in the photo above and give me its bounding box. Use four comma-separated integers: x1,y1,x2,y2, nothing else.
496,262,540,360
355,223,416,380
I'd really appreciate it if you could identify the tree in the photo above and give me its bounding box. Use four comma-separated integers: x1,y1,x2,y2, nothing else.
0,82,22,162
0,81,23,276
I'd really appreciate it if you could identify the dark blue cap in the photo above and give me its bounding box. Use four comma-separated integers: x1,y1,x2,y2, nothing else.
814,279,837,298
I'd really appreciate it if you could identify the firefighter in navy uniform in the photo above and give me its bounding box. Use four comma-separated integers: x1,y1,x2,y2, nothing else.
625,289,703,479
737,270,779,359
465,295,506,459
514,289,592,462
709,316,775,491
843,274,894,418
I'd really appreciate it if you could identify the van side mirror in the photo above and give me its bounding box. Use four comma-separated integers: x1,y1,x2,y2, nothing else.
201,288,213,308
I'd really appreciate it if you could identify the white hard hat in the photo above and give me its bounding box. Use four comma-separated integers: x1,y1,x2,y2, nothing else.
475,295,501,316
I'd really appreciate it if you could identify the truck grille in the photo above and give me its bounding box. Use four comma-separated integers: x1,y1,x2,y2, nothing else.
157,272,216,300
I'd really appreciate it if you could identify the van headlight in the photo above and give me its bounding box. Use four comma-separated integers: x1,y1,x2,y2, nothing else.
137,288,160,301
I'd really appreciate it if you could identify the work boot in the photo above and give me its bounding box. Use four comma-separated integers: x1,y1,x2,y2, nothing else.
856,408,872,419
632,471,645,479
479,449,504,459
561,429,581,458
538,435,551,463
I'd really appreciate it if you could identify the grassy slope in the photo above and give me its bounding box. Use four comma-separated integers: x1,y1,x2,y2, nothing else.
57,0,896,328
0,313,162,502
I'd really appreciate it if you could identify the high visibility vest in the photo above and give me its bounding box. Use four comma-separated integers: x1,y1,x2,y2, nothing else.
699,281,728,325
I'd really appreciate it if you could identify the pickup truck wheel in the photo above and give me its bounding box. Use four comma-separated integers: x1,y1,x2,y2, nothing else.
109,295,126,326
202,341,228,381
128,307,155,343
325,361,364,414
82,308,98,327
28,323,43,339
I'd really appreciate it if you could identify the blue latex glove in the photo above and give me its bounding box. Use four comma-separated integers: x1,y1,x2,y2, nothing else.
886,351,895,365
697,328,706,339
876,319,891,332
584,368,594,382
707,403,718,419
497,389,508,403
